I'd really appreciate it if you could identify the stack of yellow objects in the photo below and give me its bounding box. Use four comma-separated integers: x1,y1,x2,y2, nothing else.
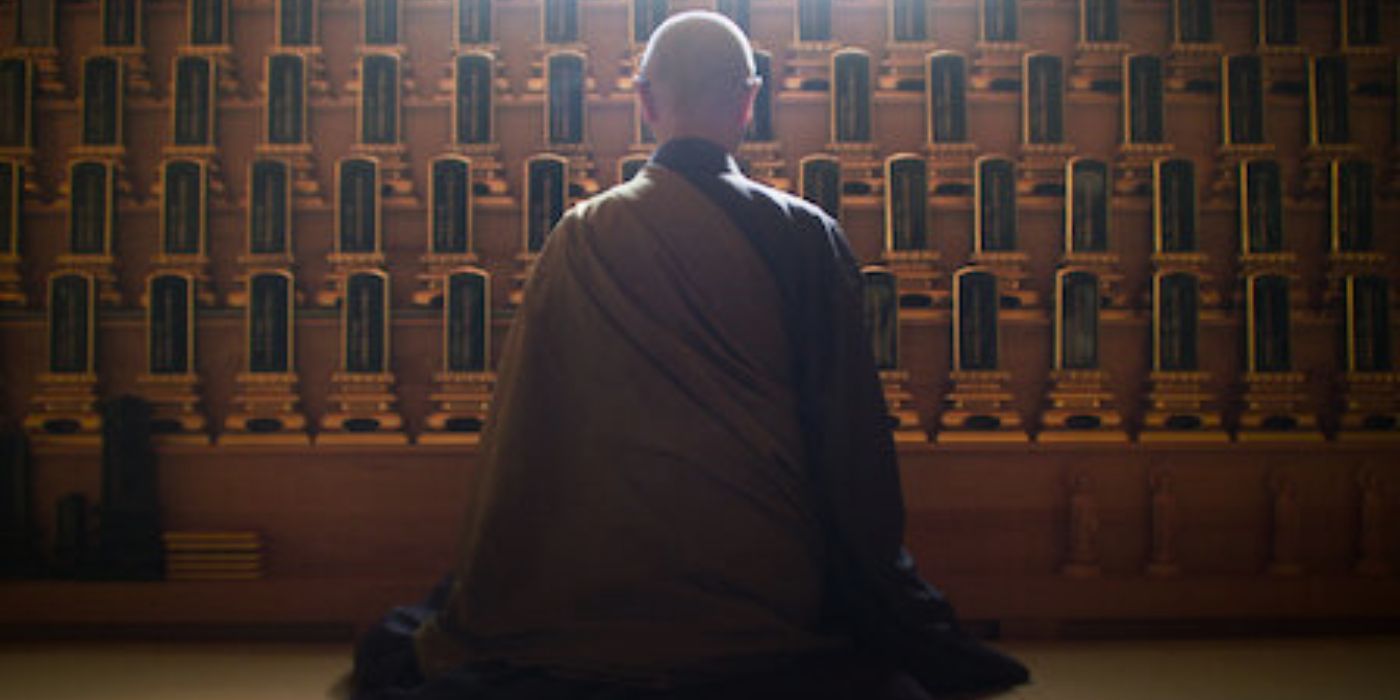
162,531,264,581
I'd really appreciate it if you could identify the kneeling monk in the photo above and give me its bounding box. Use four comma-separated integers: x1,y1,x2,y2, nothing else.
353,11,1029,699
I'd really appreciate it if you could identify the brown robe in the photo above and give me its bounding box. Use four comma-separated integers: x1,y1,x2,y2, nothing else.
415,158,845,685
411,139,1025,696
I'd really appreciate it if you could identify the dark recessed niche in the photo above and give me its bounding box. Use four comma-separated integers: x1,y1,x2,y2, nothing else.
1261,415,1298,431
1165,415,1203,431
965,415,1002,431
445,417,483,433
43,419,80,435
1362,415,1397,431
150,419,183,434
344,418,382,433
247,418,285,433
1065,415,1102,430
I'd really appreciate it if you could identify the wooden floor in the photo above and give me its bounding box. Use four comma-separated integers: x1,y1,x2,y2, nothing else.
1,637,1397,699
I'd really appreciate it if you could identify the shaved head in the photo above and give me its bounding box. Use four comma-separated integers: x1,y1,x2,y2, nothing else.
637,11,760,151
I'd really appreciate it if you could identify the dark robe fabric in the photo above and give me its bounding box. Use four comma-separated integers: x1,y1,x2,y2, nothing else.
353,139,1028,699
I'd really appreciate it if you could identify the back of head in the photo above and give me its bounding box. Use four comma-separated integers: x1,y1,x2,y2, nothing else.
638,11,756,123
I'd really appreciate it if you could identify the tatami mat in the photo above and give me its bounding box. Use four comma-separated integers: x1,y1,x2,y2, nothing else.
1,637,1397,699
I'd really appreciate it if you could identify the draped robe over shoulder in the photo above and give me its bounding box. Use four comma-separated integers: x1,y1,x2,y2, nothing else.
411,139,1025,695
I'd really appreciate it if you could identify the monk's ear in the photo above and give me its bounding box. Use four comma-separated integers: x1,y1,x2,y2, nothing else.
737,77,761,130
637,81,661,129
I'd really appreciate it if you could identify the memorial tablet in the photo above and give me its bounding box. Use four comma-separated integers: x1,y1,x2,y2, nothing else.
546,52,585,145
360,54,400,145
267,53,306,145
249,159,291,255
249,271,292,373
927,52,968,144
1155,272,1199,371
337,158,380,253
446,270,489,373
431,157,473,255
161,159,206,256
1154,158,1197,253
956,270,999,371
345,272,388,373
148,274,192,374
81,56,122,148
173,56,214,146
832,50,872,143
455,53,494,145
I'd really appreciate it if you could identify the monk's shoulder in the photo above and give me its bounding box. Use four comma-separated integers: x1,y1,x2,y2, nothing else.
553,174,656,237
